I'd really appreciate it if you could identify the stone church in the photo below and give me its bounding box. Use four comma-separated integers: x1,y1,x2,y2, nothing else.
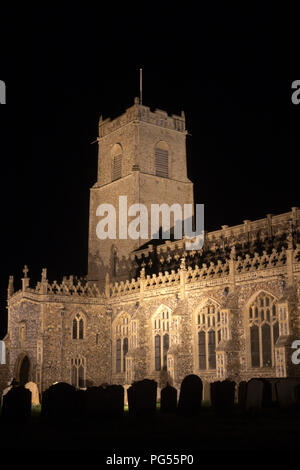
1,98,300,396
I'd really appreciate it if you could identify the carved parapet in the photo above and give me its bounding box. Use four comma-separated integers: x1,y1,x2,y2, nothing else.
110,277,140,297
7,276,14,298
46,279,103,298
235,247,286,274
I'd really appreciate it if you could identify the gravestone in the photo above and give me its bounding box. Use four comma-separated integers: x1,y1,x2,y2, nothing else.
276,379,298,409
296,383,300,407
202,379,211,403
177,374,202,416
41,382,79,423
160,384,177,413
1,379,19,406
246,378,272,413
25,381,40,406
105,384,124,417
85,385,124,419
261,379,272,408
238,381,248,412
76,389,86,421
127,379,157,416
210,380,236,414
1,384,11,406
0,341,5,364
85,386,105,419
1,386,31,423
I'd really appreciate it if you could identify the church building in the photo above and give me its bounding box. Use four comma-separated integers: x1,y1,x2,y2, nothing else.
2,98,300,396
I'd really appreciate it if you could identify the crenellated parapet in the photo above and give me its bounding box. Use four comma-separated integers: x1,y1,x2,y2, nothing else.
99,98,186,139
7,242,300,305
130,208,300,278
8,268,106,303
107,244,300,299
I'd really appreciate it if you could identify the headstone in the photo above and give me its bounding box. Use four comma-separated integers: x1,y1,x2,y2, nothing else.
1,386,31,423
160,384,177,413
1,379,19,406
245,378,272,413
238,381,248,412
127,379,157,416
177,374,202,416
105,384,124,417
25,381,40,406
210,380,236,414
85,386,104,419
276,379,299,409
85,385,124,419
76,389,86,421
261,379,272,408
202,379,211,403
0,341,5,364
1,385,11,406
296,383,300,407
41,382,79,423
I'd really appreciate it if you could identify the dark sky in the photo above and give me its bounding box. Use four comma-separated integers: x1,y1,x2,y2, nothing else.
0,3,299,337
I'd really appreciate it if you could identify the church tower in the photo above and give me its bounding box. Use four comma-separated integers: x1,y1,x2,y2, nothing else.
88,97,194,286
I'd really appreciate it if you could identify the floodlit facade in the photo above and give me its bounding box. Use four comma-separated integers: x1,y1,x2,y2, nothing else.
2,99,300,395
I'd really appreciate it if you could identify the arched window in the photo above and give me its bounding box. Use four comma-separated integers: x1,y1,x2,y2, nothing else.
196,302,220,370
116,339,121,373
111,143,122,181
114,313,131,374
153,307,171,371
19,323,26,346
71,356,86,388
155,141,169,178
72,313,85,340
248,292,279,368
123,337,128,372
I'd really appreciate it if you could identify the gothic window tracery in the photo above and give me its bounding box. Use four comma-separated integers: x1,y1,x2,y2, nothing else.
115,313,131,373
153,307,171,371
196,302,221,370
72,313,85,340
248,293,279,368
71,356,86,388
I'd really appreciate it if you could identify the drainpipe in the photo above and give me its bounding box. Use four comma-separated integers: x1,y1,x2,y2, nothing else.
60,307,65,382
108,308,113,384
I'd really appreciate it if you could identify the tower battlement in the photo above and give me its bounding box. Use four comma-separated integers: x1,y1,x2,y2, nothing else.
99,97,186,138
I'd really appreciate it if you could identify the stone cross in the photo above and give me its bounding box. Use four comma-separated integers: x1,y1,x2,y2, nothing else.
23,265,29,278
41,268,47,282
230,245,236,260
180,257,186,270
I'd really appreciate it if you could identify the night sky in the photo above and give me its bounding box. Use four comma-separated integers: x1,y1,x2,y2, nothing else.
0,3,299,337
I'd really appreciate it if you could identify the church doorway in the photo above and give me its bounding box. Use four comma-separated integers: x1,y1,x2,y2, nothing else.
17,355,30,385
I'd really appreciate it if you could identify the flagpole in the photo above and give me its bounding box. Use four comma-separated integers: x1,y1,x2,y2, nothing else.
139,68,143,105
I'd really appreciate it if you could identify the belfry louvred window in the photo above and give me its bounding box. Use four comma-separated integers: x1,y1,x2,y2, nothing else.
155,141,169,178
112,154,122,181
111,143,122,181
